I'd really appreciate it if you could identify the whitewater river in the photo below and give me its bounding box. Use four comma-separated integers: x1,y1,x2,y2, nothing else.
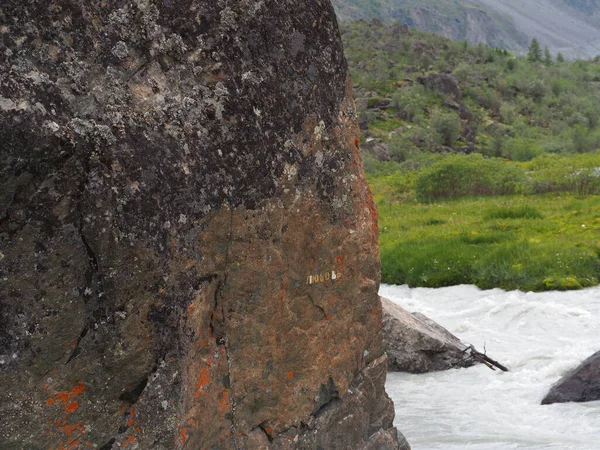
381,284,600,450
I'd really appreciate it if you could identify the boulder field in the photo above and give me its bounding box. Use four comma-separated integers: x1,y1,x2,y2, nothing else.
0,1,407,448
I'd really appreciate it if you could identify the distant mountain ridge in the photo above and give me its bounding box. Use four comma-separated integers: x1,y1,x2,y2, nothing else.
478,0,600,58
332,0,600,58
332,0,529,51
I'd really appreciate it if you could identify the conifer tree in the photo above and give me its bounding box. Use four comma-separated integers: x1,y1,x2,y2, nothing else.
544,46,553,65
557,52,565,63
528,38,542,62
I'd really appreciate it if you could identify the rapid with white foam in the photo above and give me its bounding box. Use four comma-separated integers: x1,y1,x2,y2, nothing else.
381,284,600,450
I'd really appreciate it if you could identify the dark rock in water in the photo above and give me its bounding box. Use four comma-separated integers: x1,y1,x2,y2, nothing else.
0,1,407,448
381,297,475,373
542,351,600,405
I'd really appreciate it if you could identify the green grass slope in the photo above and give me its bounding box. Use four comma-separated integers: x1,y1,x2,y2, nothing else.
342,21,600,291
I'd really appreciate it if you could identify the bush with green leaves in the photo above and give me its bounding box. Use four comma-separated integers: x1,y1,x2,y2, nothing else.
569,125,600,153
524,152,600,194
431,111,462,147
502,137,544,161
390,84,431,123
414,154,525,201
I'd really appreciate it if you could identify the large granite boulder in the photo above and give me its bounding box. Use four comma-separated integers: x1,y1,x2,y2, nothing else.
0,1,407,449
542,351,600,405
381,297,475,373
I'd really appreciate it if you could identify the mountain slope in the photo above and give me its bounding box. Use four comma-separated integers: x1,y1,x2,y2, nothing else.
333,0,600,58
552,0,600,19
332,0,529,51
478,0,600,59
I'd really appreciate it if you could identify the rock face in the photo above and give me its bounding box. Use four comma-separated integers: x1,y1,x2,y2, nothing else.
542,351,600,405
381,297,474,373
0,1,406,449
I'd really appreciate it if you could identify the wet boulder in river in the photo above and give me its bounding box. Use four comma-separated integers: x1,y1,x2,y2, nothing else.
542,351,600,405
381,297,476,373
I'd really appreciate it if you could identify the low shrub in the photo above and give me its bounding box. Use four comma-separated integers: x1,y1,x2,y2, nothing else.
414,154,525,201
525,152,600,195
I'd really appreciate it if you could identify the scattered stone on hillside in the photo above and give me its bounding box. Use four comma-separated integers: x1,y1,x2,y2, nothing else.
418,73,462,101
381,297,476,373
366,97,393,110
0,1,406,448
458,104,476,122
363,139,391,161
395,78,415,88
391,23,411,38
461,124,478,144
443,98,461,110
359,111,371,130
542,351,600,405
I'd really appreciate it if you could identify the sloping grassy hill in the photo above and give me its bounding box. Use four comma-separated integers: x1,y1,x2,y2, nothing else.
342,21,600,291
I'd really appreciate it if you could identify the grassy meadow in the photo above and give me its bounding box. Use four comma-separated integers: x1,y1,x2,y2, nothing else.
377,194,600,291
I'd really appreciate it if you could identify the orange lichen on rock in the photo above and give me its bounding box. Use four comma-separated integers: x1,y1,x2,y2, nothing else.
59,422,85,437
365,193,379,235
65,402,79,414
55,391,71,404
46,382,87,414
194,367,211,397
71,382,86,397
121,436,135,447
218,389,230,414
177,427,189,446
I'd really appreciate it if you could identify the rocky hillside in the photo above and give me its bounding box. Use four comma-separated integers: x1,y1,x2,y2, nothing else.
342,20,600,167
334,0,600,58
